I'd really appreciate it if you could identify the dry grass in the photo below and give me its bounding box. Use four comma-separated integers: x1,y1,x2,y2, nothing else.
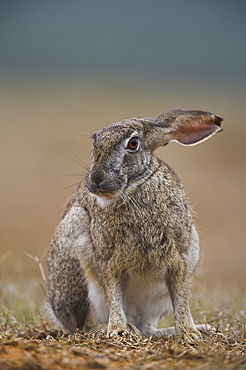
0,284,245,369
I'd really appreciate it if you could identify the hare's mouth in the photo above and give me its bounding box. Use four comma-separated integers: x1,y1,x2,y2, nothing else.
90,190,122,207
87,180,122,198
90,189,118,199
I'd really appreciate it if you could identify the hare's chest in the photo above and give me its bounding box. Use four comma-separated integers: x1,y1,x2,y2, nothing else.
90,204,171,265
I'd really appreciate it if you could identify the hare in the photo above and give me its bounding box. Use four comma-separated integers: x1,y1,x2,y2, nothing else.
48,109,223,339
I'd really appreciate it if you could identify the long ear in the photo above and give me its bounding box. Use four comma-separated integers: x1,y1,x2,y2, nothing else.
151,109,223,149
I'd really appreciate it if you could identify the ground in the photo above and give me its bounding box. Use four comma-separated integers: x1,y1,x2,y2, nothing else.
0,300,245,370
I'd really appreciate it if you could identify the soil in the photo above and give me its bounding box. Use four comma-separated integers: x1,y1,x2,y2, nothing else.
0,323,245,370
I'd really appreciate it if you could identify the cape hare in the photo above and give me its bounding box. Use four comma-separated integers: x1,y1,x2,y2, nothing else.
48,109,223,339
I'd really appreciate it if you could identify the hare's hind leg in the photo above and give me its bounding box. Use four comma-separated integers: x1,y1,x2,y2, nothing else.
144,323,212,338
48,246,89,334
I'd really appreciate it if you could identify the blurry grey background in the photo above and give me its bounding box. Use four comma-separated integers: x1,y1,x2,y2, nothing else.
1,0,246,304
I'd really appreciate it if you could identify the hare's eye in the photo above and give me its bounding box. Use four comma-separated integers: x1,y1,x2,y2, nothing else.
126,136,140,151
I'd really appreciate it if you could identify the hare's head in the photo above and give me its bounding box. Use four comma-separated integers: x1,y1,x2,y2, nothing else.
87,109,223,202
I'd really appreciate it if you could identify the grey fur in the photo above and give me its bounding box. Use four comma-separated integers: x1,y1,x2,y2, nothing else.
47,109,222,339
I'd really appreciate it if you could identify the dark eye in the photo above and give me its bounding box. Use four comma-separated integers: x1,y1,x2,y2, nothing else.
126,136,140,151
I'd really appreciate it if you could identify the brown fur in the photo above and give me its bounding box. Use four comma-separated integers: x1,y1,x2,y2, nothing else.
47,109,223,338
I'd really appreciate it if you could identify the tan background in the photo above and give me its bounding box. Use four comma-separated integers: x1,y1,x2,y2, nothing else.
1,1,245,307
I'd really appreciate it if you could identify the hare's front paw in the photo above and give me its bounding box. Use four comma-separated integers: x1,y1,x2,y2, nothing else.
107,328,128,338
107,323,140,338
176,323,214,341
176,325,202,342
196,323,214,334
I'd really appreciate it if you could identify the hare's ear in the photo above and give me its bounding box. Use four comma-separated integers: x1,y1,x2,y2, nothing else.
150,109,223,149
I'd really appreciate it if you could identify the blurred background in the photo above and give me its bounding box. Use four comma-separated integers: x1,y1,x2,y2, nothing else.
1,0,245,308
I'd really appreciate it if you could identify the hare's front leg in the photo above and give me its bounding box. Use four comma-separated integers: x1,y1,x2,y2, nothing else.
102,275,128,337
101,273,139,337
166,264,200,340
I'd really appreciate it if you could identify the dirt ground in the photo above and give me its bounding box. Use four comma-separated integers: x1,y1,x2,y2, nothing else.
0,319,245,370
0,287,245,370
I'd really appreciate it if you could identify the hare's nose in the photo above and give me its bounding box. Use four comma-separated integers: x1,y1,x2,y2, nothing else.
90,168,106,185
